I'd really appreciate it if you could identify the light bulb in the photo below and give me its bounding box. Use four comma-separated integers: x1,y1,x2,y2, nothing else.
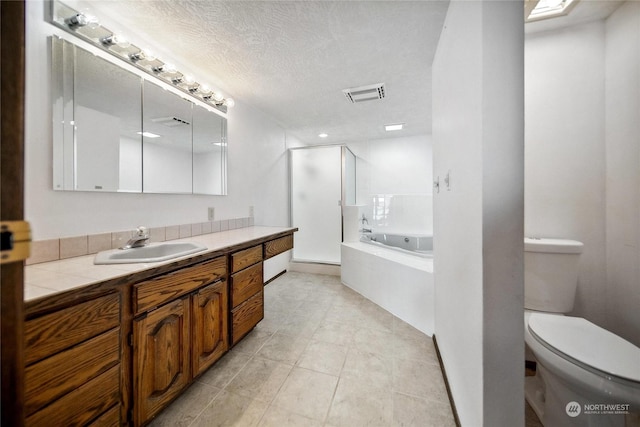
141,49,156,61
101,34,130,48
154,62,176,74
212,91,224,102
85,14,100,29
65,13,88,28
113,34,130,48
223,98,235,108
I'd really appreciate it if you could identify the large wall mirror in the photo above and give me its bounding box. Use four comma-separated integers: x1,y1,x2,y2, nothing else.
142,81,193,194
52,37,228,195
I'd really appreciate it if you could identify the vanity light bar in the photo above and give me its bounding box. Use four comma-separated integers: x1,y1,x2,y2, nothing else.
49,0,233,113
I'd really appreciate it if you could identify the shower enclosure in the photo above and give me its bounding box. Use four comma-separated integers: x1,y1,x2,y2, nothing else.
290,145,356,264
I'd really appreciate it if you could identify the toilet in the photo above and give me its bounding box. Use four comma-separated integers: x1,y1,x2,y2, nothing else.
523,238,640,427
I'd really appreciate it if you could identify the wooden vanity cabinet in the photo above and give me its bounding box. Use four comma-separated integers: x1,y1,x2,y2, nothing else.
132,256,229,426
24,292,122,426
23,230,296,427
230,245,264,345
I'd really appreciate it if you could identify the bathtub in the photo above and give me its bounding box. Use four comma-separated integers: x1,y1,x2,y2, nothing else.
360,232,433,257
341,235,434,336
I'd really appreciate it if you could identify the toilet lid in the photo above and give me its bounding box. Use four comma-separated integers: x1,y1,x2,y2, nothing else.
528,313,640,382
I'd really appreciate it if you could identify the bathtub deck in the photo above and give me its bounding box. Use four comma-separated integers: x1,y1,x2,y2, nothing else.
341,242,434,336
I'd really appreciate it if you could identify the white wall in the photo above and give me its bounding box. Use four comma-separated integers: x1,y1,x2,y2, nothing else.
349,134,433,202
525,2,640,347
605,1,640,346
24,0,289,240
432,1,524,425
349,134,433,234
525,20,608,325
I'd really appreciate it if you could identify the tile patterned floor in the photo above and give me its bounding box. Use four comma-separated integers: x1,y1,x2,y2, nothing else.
149,272,455,427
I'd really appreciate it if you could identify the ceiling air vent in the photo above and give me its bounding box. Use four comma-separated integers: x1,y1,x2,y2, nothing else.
151,116,191,127
342,83,385,103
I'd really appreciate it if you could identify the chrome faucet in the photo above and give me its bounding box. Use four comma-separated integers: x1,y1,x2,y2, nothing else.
121,226,149,249
359,214,371,233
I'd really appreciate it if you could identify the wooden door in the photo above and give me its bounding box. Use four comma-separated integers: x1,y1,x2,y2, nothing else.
192,280,228,377
133,297,190,425
1,1,26,425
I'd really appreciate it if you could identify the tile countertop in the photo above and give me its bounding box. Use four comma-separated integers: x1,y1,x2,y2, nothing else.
24,226,297,302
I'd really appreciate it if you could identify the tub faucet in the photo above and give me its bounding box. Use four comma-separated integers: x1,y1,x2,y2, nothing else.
361,214,368,224
121,226,149,249
360,227,372,233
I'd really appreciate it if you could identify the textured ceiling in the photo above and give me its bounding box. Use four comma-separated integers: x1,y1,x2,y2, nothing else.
66,0,621,146
69,0,450,145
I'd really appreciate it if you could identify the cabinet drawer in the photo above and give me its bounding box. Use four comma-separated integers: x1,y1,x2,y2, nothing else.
231,291,264,344
134,256,227,315
25,293,120,365
231,245,263,273
26,364,120,427
25,327,120,416
88,405,120,427
264,235,293,259
231,262,263,308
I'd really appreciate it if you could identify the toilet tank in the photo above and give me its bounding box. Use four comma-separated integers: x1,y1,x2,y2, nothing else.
524,238,584,313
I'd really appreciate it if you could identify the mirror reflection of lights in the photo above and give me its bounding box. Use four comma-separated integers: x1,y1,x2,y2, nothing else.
137,131,161,138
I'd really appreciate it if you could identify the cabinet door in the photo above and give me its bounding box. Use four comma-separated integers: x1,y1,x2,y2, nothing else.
134,297,190,425
192,280,228,377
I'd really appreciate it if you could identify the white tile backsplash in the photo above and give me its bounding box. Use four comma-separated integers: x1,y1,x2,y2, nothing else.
165,225,180,241
27,217,255,264
179,224,192,239
88,233,111,254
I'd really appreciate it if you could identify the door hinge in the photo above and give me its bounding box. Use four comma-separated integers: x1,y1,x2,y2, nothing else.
0,221,31,264
128,333,133,347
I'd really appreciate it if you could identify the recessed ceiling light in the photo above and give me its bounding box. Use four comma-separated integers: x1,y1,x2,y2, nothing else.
137,131,161,138
318,133,328,138
385,123,404,132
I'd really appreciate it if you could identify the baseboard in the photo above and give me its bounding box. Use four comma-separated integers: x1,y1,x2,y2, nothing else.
288,261,341,276
264,269,287,286
433,335,462,427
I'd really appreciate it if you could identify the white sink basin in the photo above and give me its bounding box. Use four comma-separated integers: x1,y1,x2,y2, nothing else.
94,242,207,264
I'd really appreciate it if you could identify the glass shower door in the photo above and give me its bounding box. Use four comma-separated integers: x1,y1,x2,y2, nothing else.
290,146,343,264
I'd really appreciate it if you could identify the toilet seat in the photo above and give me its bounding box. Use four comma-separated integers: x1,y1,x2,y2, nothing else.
528,313,640,383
